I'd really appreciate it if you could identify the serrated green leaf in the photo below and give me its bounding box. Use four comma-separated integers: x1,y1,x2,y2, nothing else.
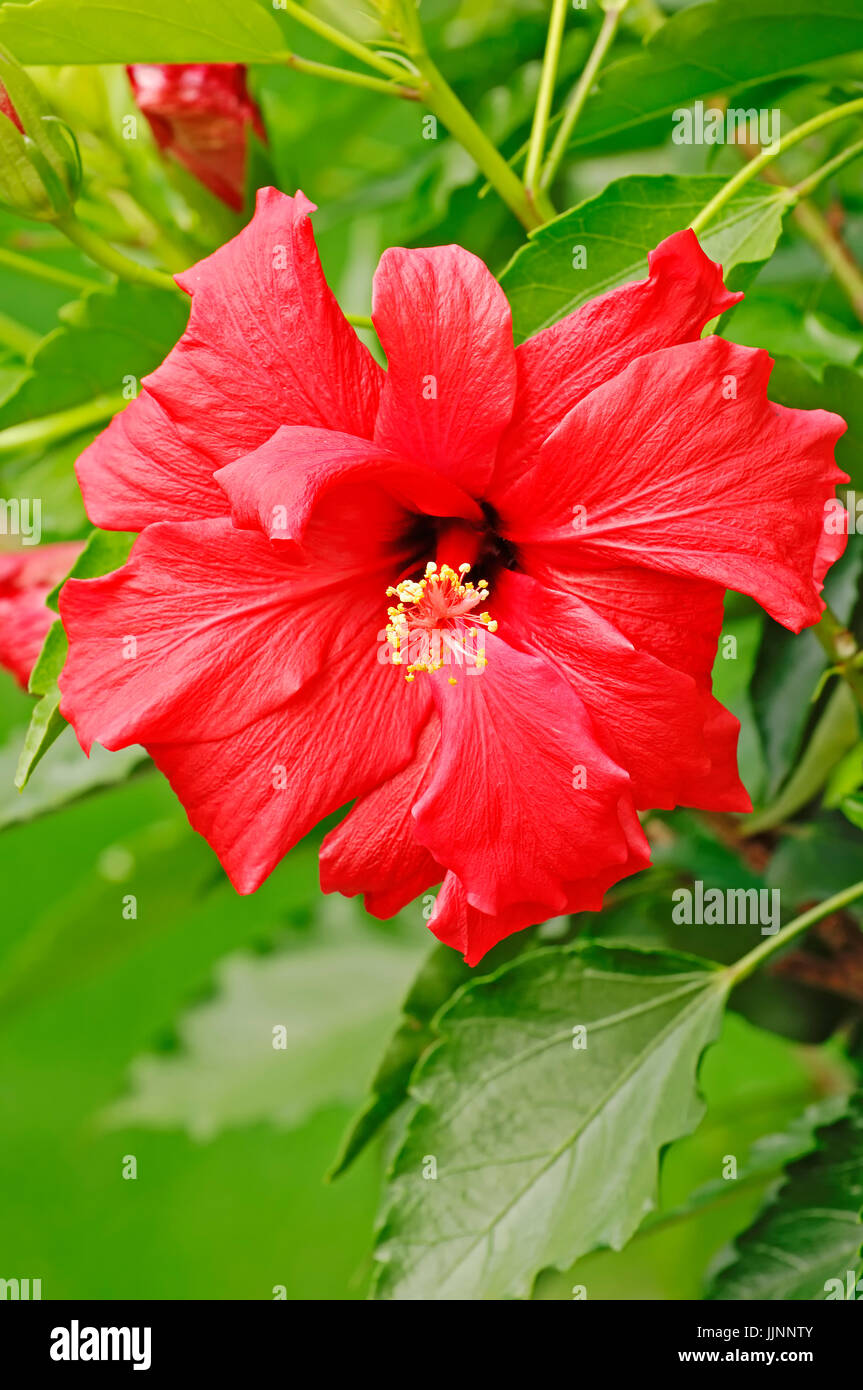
563,0,863,154
373,943,731,1301
499,175,790,342
0,0,286,64
106,898,425,1141
707,1090,863,1299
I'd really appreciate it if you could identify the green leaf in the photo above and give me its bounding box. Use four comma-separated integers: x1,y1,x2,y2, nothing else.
0,0,285,64
0,279,188,431
743,683,860,835
841,793,863,832
648,1096,847,1236
14,617,68,787
373,943,730,1301
563,0,863,154
769,359,863,489
749,538,863,801
45,525,134,612
105,898,425,1141
707,1090,863,1299
499,174,790,342
723,295,862,374
15,528,135,788
329,943,472,1180
0,724,145,830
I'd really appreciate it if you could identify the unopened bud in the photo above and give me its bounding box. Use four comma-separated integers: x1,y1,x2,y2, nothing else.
0,44,81,221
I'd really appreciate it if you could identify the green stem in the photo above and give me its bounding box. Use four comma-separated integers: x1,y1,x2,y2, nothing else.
793,136,863,199
55,214,180,295
524,0,569,197
727,880,863,986
540,4,625,193
690,96,863,237
415,52,548,230
0,244,96,294
0,392,123,456
279,1,410,83
812,600,863,708
343,311,373,330
0,310,40,359
792,198,863,323
286,52,418,99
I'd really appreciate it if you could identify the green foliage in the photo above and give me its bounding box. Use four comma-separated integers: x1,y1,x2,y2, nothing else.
0,0,285,64
105,897,426,1140
500,174,790,341
0,279,188,429
707,1090,863,1299
373,944,730,1299
0,0,862,1307
563,0,863,152
15,528,135,788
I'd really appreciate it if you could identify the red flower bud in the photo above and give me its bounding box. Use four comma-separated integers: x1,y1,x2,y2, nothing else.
127,63,265,212
0,79,23,132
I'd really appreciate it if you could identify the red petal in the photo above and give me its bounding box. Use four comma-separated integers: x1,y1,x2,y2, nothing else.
128,63,264,211
59,518,395,752
147,653,431,895
520,559,726,689
372,245,516,495
320,718,442,918
503,338,847,632
215,425,482,547
412,632,643,918
77,188,383,531
494,571,750,813
0,542,83,687
491,229,740,497
429,798,650,967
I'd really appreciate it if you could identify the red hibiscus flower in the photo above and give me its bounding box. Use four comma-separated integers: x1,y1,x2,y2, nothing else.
0,542,83,688
127,64,265,212
57,189,847,964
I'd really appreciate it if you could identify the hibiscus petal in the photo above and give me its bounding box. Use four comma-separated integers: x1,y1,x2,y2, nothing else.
502,338,847,632
520,558,726,689
147,653,432,895
490,228,741,495
77,187,383,531
320,718,442,918
0,542,84,688
493,570,750,813
412,632,641,917
59,517,396,751
215,425,482,547
429,797,650,966
372,244,517,495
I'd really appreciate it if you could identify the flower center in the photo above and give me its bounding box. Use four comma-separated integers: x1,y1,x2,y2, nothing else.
385,561,497,684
